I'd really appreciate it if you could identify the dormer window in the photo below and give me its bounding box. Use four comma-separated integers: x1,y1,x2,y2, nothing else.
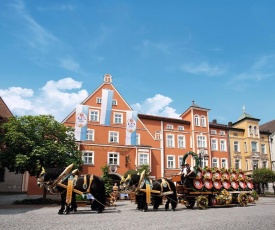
112,100,117,106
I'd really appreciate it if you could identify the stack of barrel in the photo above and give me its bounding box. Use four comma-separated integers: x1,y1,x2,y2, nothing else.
193,167,254,191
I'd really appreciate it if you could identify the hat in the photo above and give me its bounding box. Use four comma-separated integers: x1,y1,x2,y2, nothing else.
180,163,185,166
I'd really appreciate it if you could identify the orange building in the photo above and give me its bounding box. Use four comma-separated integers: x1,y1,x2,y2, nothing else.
61,74,230,180
27,74,230,194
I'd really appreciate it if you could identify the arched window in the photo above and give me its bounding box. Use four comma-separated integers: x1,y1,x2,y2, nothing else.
194,115,200,126
201,116,206,127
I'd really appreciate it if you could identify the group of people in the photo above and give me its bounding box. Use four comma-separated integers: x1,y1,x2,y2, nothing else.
177,163,195,186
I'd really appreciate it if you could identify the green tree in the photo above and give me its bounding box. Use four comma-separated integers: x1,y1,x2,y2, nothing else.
0,115,83,177
252,168,275,194
101,165,113,196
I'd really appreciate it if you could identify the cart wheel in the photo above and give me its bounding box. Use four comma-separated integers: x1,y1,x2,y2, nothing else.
185,200,195,209
197,195,208,209
238,193,248,207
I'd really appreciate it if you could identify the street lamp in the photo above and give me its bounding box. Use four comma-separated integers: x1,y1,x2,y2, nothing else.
199,148,209,168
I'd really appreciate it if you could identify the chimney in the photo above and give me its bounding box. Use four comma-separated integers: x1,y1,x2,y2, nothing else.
213,119,217,124
228,122,232,127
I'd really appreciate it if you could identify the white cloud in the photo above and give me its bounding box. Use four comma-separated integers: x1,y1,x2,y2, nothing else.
131,94,180,118
0,78,88,121
180,62,227,76
59,58,80,72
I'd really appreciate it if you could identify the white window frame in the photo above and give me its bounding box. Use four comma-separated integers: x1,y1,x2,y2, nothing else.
221,158,227,168
136,133,140,145
177,135,186,148
82,151,94,165
112,99,117,105
211,130,217,135
211,138,218,151
220,131,225,136
201,116,206,127
194,115,200,126
166,134,175,148
261,144,266,154
89,110,99,122
178,156,183,168
235,159,241,169
220,139,226,152
178,126,184,131
167,124,173,130
86,129,94,141
113,112,123,124
234,141,239,152
96,97,102,104
109,131,119,143
262,161,267,168
251,141,258,152
108,152,119,165
212,158,218,168
155,131,161,140
167,155,175,168
138,153,149,166
197,135,206,148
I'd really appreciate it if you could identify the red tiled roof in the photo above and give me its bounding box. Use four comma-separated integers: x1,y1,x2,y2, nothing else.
260,120,275,133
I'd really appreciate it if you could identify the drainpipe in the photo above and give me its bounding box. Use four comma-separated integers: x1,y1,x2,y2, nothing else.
161,121,164,177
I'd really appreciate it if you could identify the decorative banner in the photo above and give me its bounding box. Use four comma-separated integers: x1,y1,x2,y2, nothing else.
125,110,137,145
75,105,89,141
100,89,114,125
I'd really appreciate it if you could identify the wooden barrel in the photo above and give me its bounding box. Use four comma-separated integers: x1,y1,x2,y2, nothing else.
196,168,203,179
247,181,254,189
239,180,247,189
231,180,239,190
222,179,231,190
193,178,203,190
221,171,230,180
203,178,213,190
213,179,222,190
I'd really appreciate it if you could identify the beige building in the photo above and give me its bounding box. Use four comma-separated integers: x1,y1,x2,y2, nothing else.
228,108,271,176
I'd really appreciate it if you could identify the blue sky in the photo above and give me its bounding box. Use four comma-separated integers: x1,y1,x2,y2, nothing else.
1,0,274,125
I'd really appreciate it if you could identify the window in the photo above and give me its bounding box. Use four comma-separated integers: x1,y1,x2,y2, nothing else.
109,131,119,143
108,152,119,165
166,134,175,148
211,130,217,135
86,129,94,141
252,160,258,170
261,144,266,154
201,116,206,127
136,133,140,145
244,142,248,152
178,126,184,131
194,115,200,126
220,131,225,136
155,131,161,140
235,159,240,169
114,113,123,124
221,159,227,168
112,100,117,105
249,125,253,135
178,135,186,148
233,141,239,152
167,155,175,168
254,126,257,135
263,161,267,168
197,135,206,148
251,141,258,152
0,168,5,182
82,151,94,164
211,139,218,151
138,153,149,165
96,97,102,104
89,110,99,122
212,158,218,168
220,139,226,151
178,156,183,168
167,124,173,129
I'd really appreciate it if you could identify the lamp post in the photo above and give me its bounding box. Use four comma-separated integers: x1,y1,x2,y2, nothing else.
199,148,209,168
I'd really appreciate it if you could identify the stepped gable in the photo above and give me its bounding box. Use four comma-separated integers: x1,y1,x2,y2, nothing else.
260,120,275,133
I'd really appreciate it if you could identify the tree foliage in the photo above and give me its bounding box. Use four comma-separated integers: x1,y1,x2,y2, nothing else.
252,168,275,184
0,115,83,177
101,165,113,196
